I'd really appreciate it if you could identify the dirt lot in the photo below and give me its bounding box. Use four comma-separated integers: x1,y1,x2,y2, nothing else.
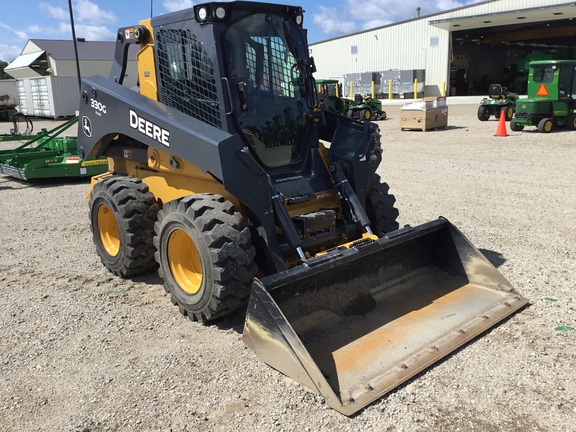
0,105,574,432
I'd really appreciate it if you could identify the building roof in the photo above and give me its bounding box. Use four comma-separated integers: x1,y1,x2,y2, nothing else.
4,51,45,71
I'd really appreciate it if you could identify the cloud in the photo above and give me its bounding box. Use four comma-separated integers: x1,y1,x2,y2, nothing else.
74,0,117,27
0,22,29,41
362,19,392,30
41,0,118,26
163,0,194,13
311,5,357,37
338,0,484,33
40,3,69,21
58,21,116,41
37,1,118,41
0,44,22,63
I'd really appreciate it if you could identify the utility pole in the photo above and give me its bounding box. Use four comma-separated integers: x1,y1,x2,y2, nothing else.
68,0,82,91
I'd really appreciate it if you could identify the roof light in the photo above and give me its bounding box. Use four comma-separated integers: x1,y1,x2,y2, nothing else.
214,6,226,20
295,13,303,26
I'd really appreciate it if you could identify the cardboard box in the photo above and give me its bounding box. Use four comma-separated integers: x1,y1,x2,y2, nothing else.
400,107,448,131
423,96,446,108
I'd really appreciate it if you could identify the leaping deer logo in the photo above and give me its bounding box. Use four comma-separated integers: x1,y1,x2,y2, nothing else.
82,116,92,137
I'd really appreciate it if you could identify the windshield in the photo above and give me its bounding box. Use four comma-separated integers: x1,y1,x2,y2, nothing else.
532,66,555,83
325,83,338,97
225,14,312,168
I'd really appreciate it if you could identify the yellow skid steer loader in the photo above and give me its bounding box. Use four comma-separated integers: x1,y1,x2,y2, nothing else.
76,1,527,415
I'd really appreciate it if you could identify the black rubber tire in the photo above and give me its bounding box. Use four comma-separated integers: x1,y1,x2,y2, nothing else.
538,118,553,133
89,177,159,277
346,110,354,119
364,174,400,235
566,113,576,130
510,119,524,131
478,106,490,121
502,106,514,121
361,109,371,121
154,194,257,322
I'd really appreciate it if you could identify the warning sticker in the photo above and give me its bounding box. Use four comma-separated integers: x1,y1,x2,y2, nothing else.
537,84,549,97
81,159,108,167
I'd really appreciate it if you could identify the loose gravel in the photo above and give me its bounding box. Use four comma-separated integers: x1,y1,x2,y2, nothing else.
0,104,574,432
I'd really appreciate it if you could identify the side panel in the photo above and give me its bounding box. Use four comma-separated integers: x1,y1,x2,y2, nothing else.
77,74,227,180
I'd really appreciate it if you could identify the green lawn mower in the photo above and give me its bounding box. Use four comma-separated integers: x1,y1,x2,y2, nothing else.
346,94,387,121
316,80,386,121
478,84,519,121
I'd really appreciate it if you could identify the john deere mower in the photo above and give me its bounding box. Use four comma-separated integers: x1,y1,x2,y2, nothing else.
511,60,576,133
478,83,519,121
347,93,387,121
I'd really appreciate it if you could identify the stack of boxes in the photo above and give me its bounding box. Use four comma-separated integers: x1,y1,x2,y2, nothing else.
399,97,448,131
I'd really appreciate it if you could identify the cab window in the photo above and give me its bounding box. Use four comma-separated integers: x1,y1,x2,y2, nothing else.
532,66,555,84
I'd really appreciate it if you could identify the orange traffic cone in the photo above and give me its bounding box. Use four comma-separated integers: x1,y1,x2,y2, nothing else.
494,113,508,137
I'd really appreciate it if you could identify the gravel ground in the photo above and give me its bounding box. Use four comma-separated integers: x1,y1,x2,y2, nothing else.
0,104,574,432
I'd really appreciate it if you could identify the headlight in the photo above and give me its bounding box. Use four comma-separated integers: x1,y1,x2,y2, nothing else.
197,7,208,21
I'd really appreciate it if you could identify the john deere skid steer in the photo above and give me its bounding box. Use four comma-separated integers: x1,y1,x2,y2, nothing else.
77,1,527,415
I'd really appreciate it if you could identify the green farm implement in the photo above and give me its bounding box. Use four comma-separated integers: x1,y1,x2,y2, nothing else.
511,60,576,133
0,117,108,180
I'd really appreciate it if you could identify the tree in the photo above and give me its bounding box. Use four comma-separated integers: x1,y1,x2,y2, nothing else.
0,60,12,80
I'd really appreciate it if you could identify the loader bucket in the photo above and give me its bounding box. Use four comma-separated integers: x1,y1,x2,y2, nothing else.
243,218,527,416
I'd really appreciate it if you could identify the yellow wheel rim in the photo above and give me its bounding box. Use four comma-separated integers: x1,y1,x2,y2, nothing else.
507,107,513,119
545,121,552,132
97,203,120,257
168,229,202,294
364,110,371,120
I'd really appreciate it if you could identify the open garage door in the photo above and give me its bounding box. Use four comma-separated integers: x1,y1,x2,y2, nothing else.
430,2,576,96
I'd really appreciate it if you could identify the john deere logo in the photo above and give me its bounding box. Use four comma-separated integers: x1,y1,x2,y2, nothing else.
522,104,527,109
82,116,92,138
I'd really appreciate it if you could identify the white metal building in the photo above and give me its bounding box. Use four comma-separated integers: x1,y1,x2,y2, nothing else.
5,39,138,118
309,0,576,97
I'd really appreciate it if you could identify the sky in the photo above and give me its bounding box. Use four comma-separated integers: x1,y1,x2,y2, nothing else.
0,0,481,63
